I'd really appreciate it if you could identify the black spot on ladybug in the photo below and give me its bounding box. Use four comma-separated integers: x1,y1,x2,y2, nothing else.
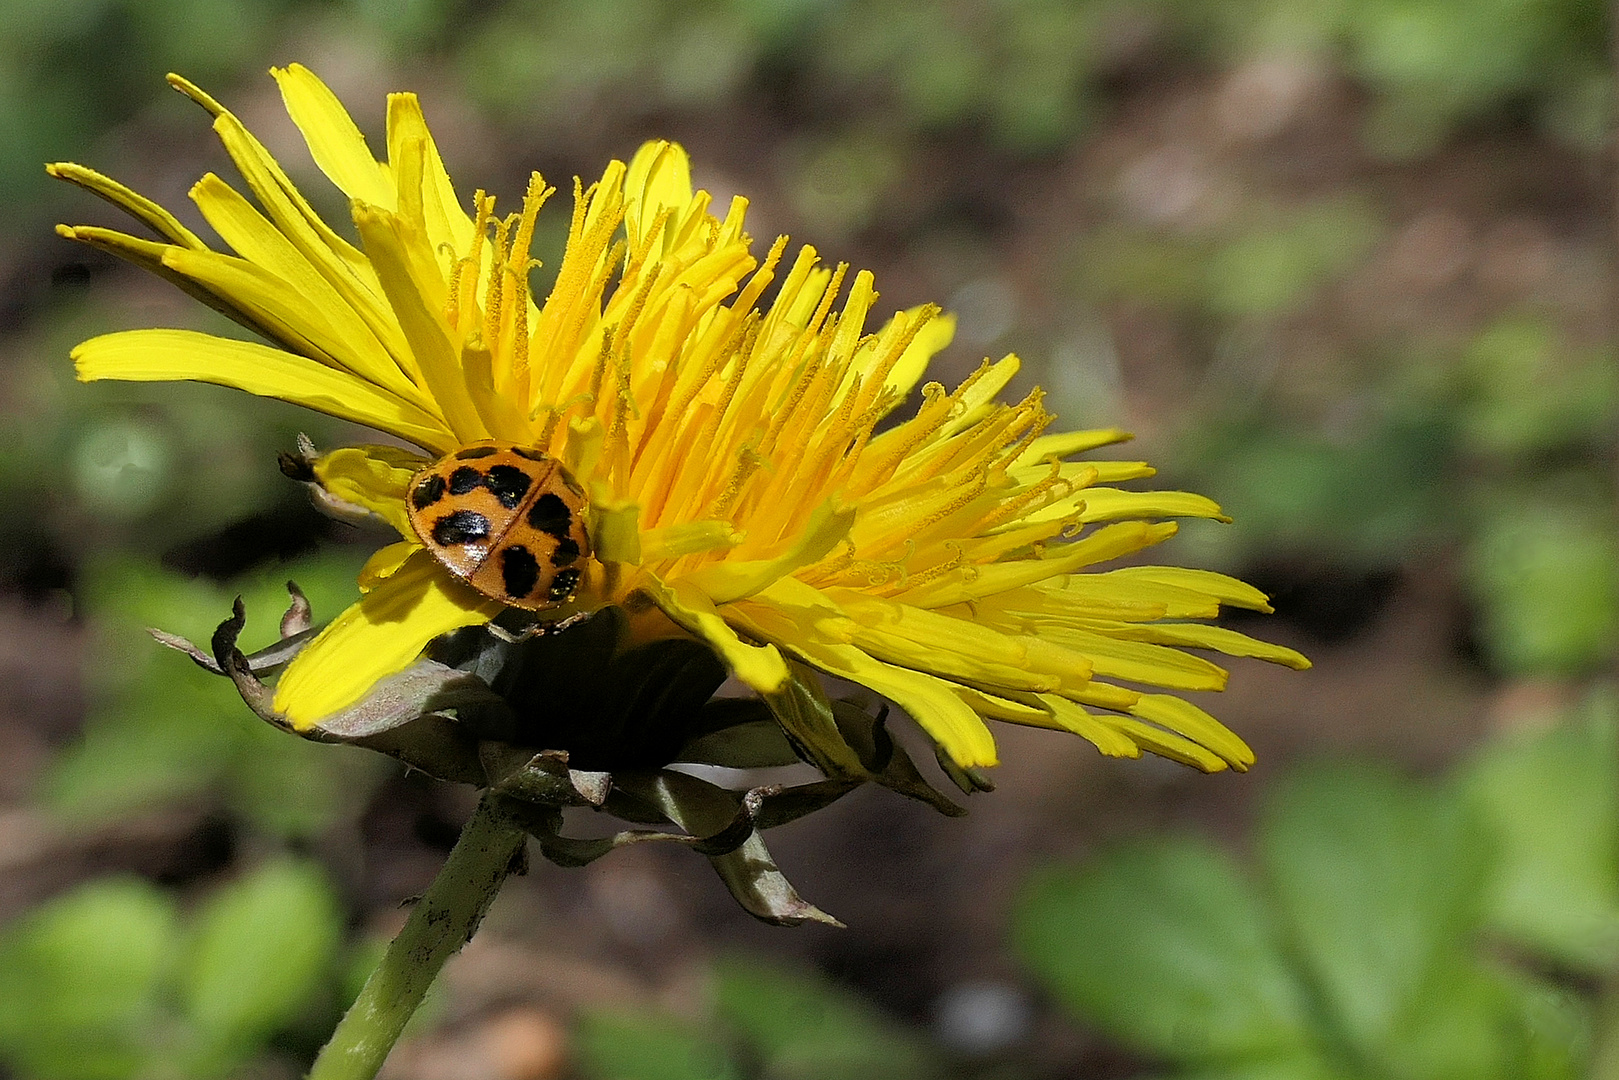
482,464,532,509
448,466,483,495
513,446,550,461
527,492,573,538
548,567,581,602
411,473,447,510
550,537,581,567
500,545,541,599
456,446,499,459
432,509,490,545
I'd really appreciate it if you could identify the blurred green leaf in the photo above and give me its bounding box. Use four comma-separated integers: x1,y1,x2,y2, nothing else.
1077,228,1209,307
575,1011,739,1080
1077,198,1381,317
1465,493,1619,675
1348,0,1606,155
1197,0,1607,152
1014,836,1315,1062
1258,762,1490,1063
42,660,247,822
1463,690,1619,972
1204,200,1382,316
1015,756,1594,1079
1172,1059,1352,1080
1460,316,1619,457
0,878,179,1080
180,859,343,1070
45,552,383,837
713,958,936,1080
1171,414,1449,567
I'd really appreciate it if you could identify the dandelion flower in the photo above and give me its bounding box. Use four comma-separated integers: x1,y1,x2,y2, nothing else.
55,66,1308,776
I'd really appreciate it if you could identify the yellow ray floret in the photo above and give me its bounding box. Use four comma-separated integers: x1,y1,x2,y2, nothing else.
55,65,1309,773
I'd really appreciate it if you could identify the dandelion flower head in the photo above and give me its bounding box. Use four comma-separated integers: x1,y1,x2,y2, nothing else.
55,66,1309,774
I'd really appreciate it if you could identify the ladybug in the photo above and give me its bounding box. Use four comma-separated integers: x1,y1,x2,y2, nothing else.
406,440,592,611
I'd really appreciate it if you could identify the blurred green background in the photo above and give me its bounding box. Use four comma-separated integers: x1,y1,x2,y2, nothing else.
0,0,1614,1077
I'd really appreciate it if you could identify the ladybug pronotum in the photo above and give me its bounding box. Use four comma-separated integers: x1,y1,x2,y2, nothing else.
406,440,592,610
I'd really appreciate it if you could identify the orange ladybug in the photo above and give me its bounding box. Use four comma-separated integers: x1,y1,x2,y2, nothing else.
406,441,592,611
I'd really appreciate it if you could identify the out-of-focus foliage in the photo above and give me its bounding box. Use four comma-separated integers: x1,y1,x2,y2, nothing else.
1015,694,1618,1080
42,551,386,838
1462,690,1619,974
455,0,1609,154
1189,0,1609,153
1077,198,1386,317
0,860,350,1080
0,0,296,228
3,0,1607,241
1465,492,1619,675
575,959,938,1080
1177,308,1617,675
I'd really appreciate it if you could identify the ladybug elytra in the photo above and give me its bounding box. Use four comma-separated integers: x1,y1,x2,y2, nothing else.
406,440,592,610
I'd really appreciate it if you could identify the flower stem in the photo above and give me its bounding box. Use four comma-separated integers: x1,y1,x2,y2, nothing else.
307,791,527,1080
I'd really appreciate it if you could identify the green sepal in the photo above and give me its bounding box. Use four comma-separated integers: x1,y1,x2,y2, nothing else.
831,699,965,816
613,771,843,927
759,661,872,778
676,698,802,768
435,607,729,769
480,744,611,807
935,744,997,794
763,666,966,814
158,589,493,785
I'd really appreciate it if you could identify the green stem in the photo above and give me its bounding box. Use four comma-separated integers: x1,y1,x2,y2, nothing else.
307,791,527,1080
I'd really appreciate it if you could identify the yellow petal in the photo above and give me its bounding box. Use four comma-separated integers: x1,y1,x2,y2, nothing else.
386,92,475,271
73,329,455,452
358,541,420,590
351,203,490,443
1100,715,1229,772
897,521,1179,608
272,64,395,209
272,548,499,729
639,576,790,694
312,445,426,539
1013,428,1134,467
591,499,643,565
1037,625,1231,691
640,520,743,563
1084,621,1313,669
1069,488,1231,525
169,74,386,310
881,307,955,401
830,590,1093,695
935,353,1021,440
683,501,856,604
1127,694,1254,770
625,140,694,253
188,173,420,402
162,231,426,411
47,162,207,249
726,590,999,768
1036,694,1143,758
801,639,1000,769
56,224,283,345
1029,575,1214,621
1103,566,1276,613
954,685,1050,723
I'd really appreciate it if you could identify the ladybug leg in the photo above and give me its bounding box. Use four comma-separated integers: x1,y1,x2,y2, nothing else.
485,621,541,644
484,609,595,644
